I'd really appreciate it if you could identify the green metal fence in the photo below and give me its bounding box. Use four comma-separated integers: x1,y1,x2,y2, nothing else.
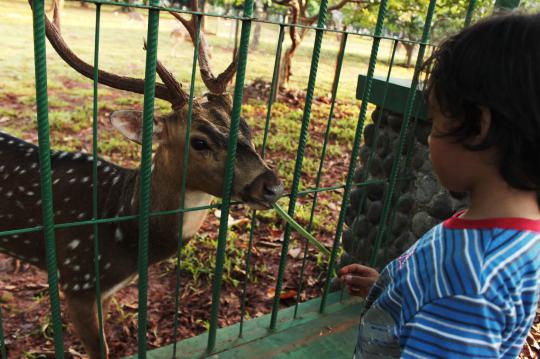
0,0,516,357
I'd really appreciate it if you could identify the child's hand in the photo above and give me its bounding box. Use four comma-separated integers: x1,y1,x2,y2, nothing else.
338,264,379,298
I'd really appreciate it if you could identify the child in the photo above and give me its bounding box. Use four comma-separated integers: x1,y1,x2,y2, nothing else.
339,13,540,358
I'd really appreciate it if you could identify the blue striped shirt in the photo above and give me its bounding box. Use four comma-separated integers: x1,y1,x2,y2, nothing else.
354,213,540,358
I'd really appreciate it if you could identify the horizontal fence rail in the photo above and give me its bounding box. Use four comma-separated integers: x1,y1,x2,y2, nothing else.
0,0,493,357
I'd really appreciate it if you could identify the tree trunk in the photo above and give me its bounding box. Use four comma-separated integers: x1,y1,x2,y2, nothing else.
331,29,347,96
80,1,88,7
250,0,263,50
277,28,307,89
50,0,64,30
403,43,415,68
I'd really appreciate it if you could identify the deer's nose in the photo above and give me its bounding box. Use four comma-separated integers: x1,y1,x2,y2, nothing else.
263,182,284,202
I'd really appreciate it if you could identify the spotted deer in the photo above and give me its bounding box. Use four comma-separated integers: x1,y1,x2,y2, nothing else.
0,3,283,358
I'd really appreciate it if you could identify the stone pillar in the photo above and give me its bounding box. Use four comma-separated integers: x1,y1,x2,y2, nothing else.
341,107,469,269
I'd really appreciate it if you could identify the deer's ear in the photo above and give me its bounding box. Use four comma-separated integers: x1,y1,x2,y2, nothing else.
110,110,164,144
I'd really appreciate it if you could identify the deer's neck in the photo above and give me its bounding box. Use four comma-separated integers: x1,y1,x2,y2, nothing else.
129,148,213,264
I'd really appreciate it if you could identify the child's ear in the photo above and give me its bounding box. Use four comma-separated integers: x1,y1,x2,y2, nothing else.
473,106,492,144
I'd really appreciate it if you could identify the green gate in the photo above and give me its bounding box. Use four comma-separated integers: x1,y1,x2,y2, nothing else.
0,0,517,357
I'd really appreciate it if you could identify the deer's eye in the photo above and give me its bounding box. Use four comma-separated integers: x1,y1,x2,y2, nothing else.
191,138,209,151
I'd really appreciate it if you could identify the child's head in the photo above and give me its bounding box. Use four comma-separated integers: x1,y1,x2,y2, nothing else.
423,13,540,193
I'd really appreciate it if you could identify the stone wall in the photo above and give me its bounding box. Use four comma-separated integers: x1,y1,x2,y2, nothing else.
341,107,468,269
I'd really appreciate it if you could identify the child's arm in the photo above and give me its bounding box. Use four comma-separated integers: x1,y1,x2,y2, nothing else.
400,294,504,358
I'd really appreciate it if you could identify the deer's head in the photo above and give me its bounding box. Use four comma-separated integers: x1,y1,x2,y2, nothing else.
42,6,283,209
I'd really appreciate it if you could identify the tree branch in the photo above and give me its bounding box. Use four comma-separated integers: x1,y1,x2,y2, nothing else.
303,0,368,24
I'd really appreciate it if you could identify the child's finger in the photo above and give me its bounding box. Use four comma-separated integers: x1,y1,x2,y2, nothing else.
342,274,375,288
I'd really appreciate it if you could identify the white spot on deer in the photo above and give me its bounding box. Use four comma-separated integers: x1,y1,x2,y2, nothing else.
151,163,155,172
73,153,82,160
68,240,80,250
64,258,71,265
36,200,42,206
30,163,37,169
2,174,9,180
30,257,39,263
72,284,80,291
83,283,91,290
20,169,27,174
2,238,8,243
69,178,76,184
115,228,123,242
104,262,111,270
119,205,125,214
55,210,62,216
27,191,35,196
24,240,31,244
0,165,4,172
77,213,86,220
62,283,69,290
18,186,25,192
73,265,80,272
32,182,39,188
12,235,19,239
15,201,24,209
28,219,35,224
84,274,91,281
67,169,74,174
63,197,70,203
5,191,12,198
8,140,13,144
103,166,111,173
14,166,20,171
112,176,121,185
58,152,68,159
87,156,94,162
53,178,60,185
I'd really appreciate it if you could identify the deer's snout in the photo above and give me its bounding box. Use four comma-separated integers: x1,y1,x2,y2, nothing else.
243,169,284,209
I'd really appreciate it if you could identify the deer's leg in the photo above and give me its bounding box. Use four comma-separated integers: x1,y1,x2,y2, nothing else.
65,294,109,359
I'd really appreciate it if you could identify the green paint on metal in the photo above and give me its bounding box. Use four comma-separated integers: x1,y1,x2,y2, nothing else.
0,306,6,359
172,15,202,357
355,75,427,119
464,0,477,27
239,24,286,338
31,1,65,357
319,0,389,314
294,32,348,319
91,4,106,358
123,291,362,359
370,0,438,268
270,0,330,330
207,0,255,352
137,1,161,357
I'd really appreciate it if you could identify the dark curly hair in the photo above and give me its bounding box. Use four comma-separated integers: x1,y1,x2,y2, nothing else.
423,12,540,192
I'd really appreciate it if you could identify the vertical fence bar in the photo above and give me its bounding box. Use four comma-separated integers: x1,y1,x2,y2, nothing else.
269,0,329,330
31,0,65,357
207,0,255,352
137,0,160,357
171,14,202,357
464,0,477,27
293,32,348,319
238,23,285,338
91,4,106,359
0,307,6,359
319,0,389,313
369,0,437,268
350,39,399,261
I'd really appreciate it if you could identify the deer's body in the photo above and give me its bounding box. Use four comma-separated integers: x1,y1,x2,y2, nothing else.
0,130,214,298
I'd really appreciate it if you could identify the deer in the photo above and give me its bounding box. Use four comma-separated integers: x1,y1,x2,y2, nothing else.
0,2,283,358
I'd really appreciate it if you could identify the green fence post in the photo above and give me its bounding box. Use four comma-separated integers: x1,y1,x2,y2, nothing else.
269,0,330,330
207,0,255,352
31,0,65,357
91,4,106,358
137,0,160,357
369,0,438,268
319,0,389,313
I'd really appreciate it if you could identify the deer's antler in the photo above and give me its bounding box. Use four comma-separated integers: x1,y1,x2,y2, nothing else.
170,5,238,95
30,0,189,110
